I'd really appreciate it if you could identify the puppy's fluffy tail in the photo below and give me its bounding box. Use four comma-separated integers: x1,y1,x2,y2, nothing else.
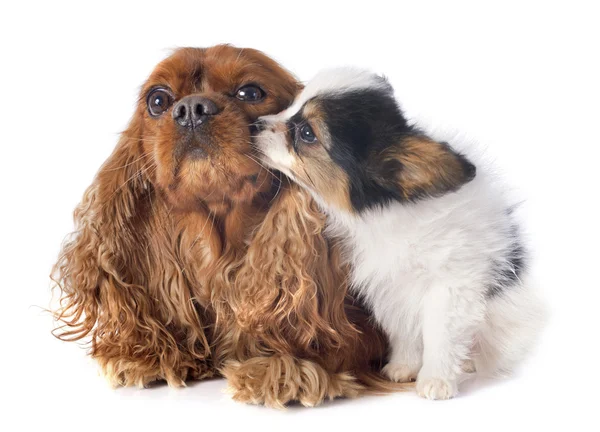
355,370,411,395
474,281,547,377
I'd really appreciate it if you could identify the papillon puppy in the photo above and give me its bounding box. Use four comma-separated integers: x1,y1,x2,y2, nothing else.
254,68,545,400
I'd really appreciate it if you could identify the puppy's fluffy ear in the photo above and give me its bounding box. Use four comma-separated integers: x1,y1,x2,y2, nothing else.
379,136,476,201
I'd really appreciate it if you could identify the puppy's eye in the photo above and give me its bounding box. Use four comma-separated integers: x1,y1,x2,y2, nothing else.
236,85,265,102
147,88,174,117
299,124,317,144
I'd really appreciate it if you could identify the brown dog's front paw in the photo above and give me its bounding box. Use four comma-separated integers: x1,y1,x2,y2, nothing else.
221,355,363,408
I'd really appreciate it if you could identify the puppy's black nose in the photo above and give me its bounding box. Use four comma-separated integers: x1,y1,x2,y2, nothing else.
253,118,267,132
172,96,220,129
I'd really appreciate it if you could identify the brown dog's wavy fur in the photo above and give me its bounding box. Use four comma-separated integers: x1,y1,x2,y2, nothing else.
51,45,404,406
52,124,216,387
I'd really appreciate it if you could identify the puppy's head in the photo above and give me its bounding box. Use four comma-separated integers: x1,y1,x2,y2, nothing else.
139,45,299,212
255,68,475,214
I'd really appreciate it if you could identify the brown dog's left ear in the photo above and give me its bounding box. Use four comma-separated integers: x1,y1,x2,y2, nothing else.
380,136,476,201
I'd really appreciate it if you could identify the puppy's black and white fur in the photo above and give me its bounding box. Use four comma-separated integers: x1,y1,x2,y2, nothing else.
255,68,545,400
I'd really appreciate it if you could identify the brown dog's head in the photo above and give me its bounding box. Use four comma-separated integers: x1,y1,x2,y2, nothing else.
136,45,299,212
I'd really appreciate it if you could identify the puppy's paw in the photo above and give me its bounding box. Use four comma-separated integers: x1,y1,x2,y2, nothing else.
461,359,476,374
382,362,419,383
416,376,457,400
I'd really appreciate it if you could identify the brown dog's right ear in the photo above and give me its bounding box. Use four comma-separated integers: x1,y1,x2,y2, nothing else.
379,136,476,202
51,114,151,352
51,114,212,387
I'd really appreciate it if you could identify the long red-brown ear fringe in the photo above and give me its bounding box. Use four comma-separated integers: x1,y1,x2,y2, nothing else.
380,136,476,201
50,114,214,387
228,180,353,354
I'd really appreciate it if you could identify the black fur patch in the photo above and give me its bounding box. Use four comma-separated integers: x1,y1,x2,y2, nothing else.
314,88,475,212
287,111,304,152
487,223,527,298
315,89,413,211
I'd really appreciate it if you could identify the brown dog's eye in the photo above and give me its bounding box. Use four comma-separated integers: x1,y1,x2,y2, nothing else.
235,85,265,102
147,88,174,117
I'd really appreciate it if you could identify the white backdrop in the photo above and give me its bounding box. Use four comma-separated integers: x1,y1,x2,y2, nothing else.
1,1,598,431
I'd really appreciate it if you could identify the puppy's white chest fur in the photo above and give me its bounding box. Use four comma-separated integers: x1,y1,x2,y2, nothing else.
345,210,432,329
329,184,497,333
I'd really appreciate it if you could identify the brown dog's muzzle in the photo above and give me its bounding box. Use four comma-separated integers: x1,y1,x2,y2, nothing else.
171,94,224,160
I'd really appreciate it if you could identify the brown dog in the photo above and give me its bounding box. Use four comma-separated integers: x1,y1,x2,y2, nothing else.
51,45,398,407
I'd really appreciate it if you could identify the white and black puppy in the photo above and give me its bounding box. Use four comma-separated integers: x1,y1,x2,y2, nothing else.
254,68,546,400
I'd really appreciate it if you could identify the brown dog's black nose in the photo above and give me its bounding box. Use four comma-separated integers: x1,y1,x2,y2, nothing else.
172,96,220,129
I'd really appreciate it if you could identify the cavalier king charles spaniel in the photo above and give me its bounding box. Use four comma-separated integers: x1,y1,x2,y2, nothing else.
51,46,401,408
